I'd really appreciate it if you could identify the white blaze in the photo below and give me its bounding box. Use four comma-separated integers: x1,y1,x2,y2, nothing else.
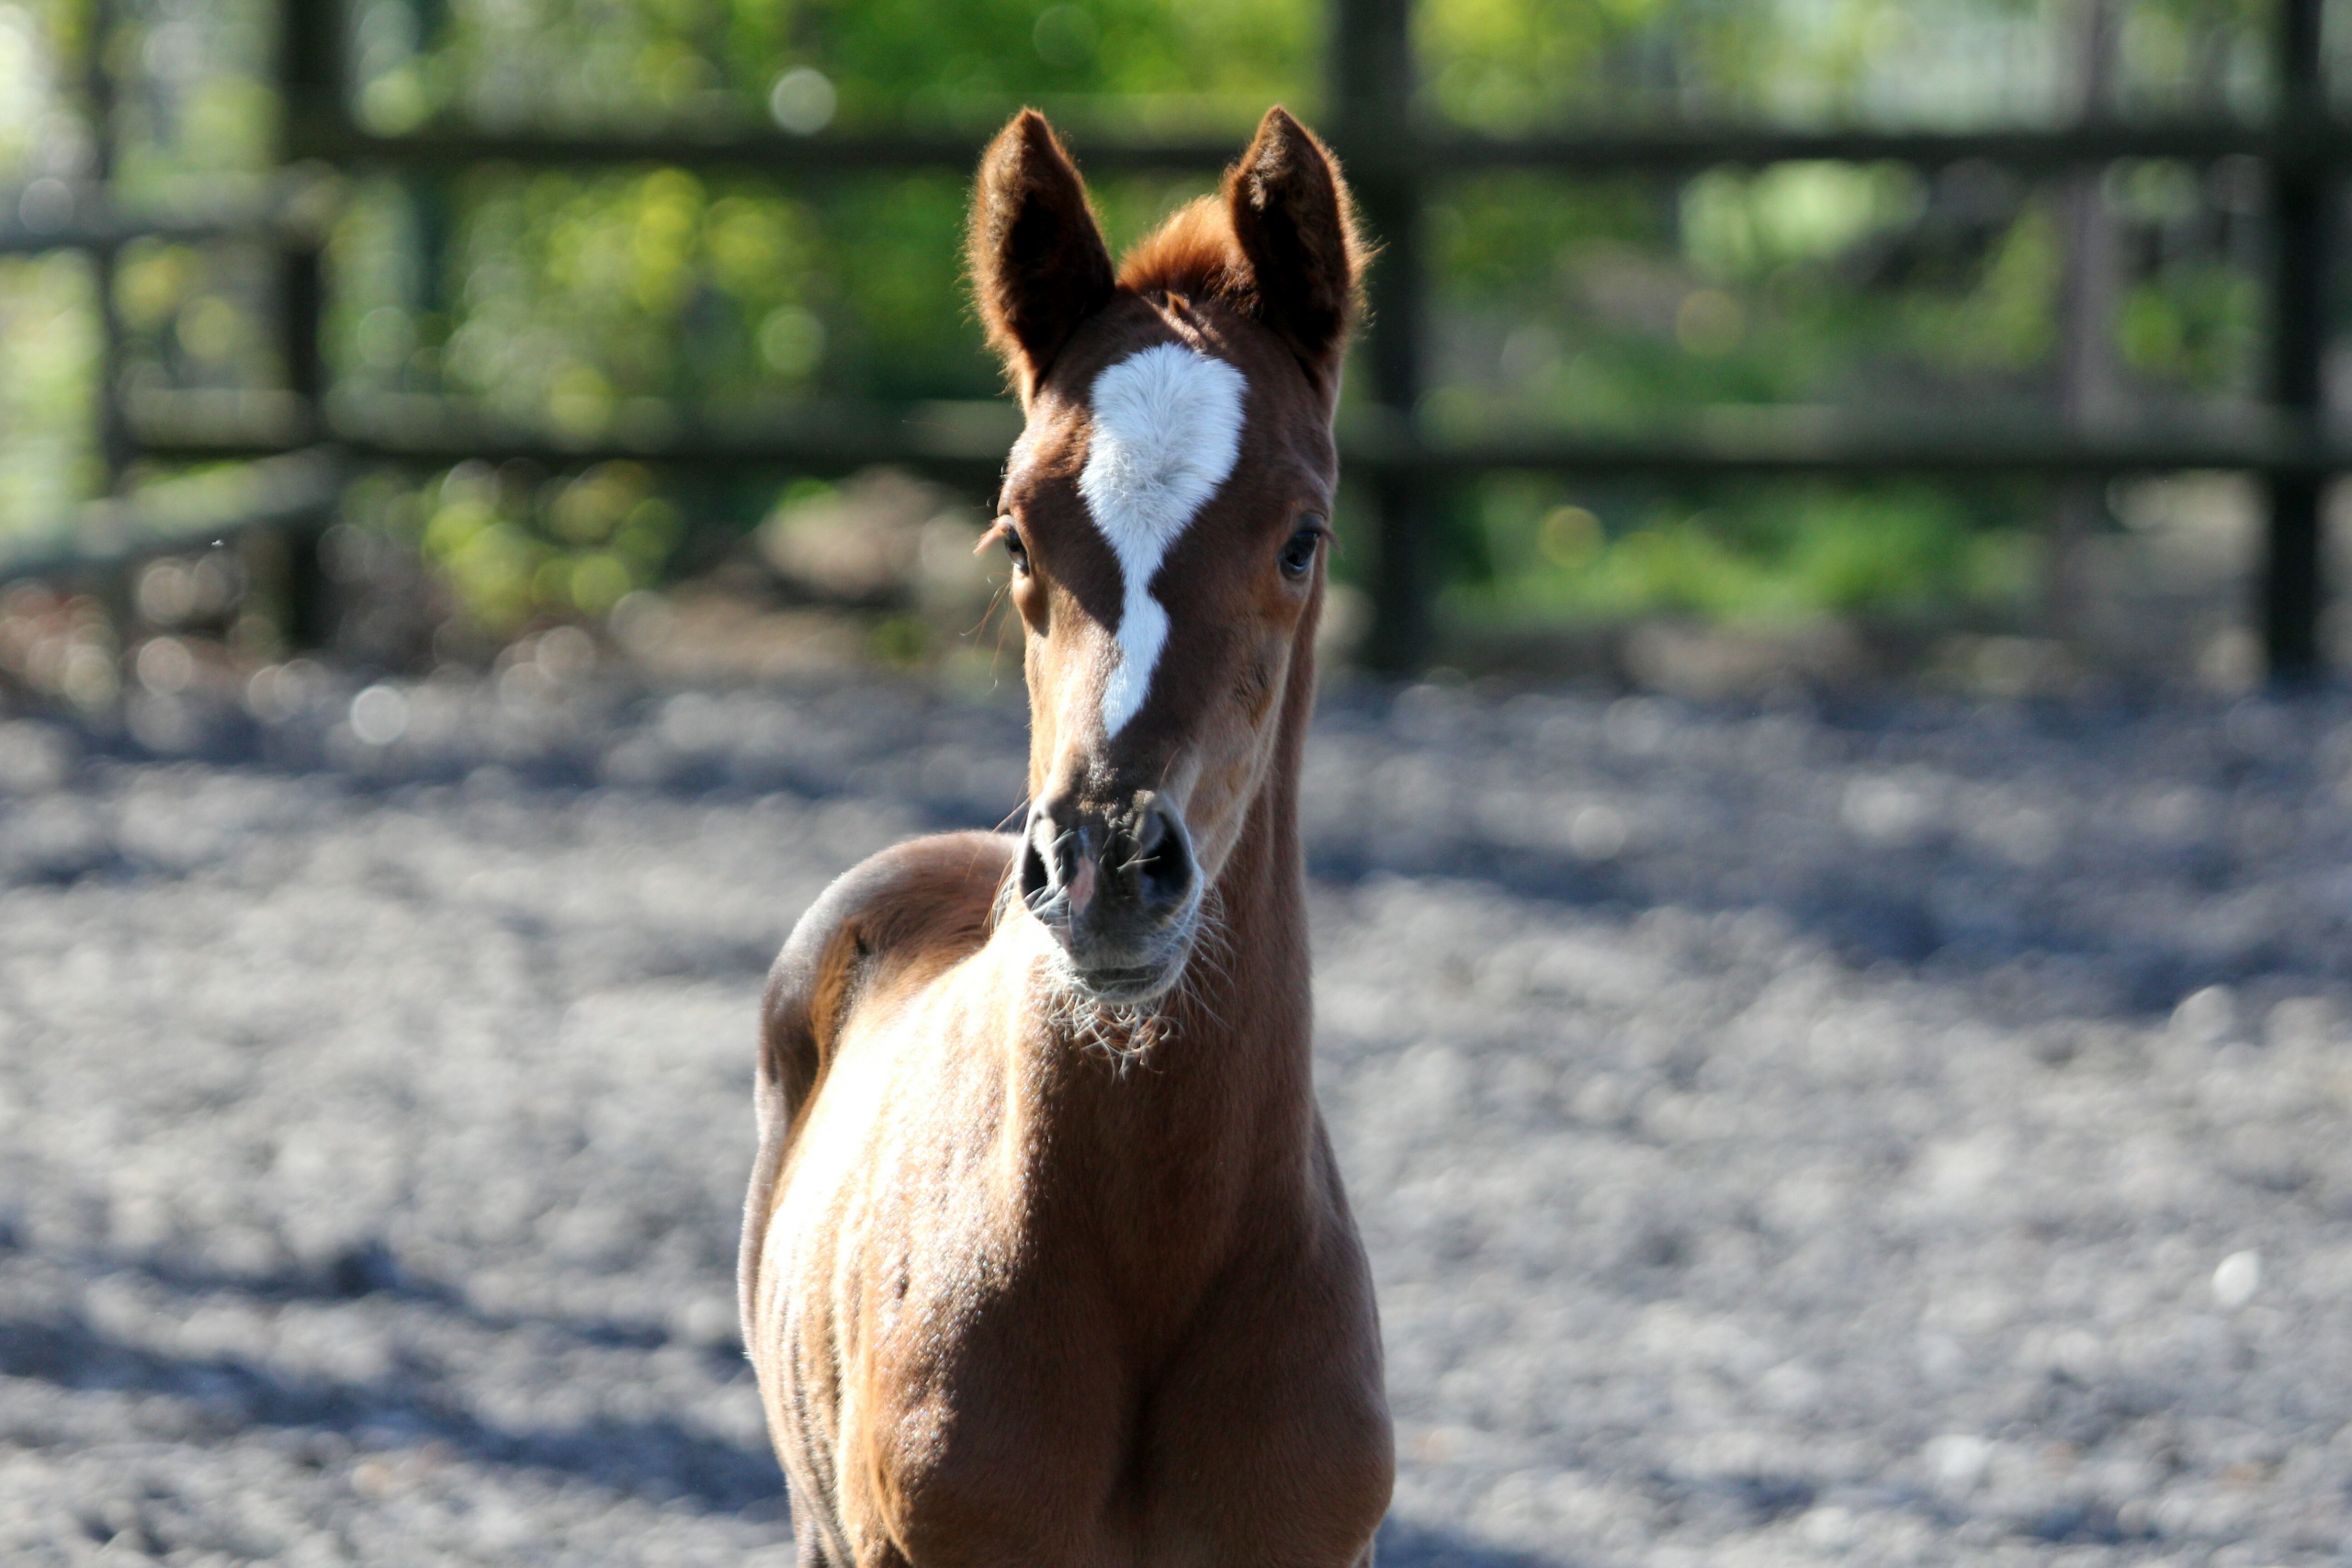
1078,343,1247,737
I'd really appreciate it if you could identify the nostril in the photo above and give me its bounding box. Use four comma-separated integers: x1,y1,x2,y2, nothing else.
1020,818,1054,908
1134,807,1167,859
1136,809,1193,910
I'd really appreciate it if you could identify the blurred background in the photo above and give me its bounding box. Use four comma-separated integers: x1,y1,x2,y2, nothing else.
6,6,2352,1565
4,0,2351,709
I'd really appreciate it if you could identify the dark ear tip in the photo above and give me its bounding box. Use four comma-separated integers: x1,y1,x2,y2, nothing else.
1241,105,1333,191
1257,104,1306,142
981,108,1066,177
1020,108,1075,164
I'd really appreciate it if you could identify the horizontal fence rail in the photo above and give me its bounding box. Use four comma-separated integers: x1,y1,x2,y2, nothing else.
277,117,2350,175
109,397,2352,479
0,185,322,256
6,0,2340,678
0,452,345,581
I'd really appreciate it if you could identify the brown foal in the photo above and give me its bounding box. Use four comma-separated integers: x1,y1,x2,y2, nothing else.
739,106,1392,1568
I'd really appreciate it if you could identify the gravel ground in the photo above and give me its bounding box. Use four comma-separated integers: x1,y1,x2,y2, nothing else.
3,667,2351,1566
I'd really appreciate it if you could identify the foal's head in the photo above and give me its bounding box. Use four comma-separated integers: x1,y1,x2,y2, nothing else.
970,107,1363,1004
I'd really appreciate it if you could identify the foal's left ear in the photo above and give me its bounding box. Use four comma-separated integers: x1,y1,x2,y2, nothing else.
1226,107,1364,386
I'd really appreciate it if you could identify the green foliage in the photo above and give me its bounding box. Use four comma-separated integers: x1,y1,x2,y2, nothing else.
0,0,2296,633
329,160,1222,434
0,0,76,180
1419,0,2268,130
0,254,99,549
112,0,277,187
1898,201,2064,373
434,167,832,423
2116,264,2258,390
115,238,286,394
1448,472,2034,626
1420,0,1772,132
390,459,681,633
362,0,1316,133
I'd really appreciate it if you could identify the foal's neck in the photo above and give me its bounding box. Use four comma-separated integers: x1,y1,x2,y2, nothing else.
1000,667,1319,1303
1031,672,1317,1105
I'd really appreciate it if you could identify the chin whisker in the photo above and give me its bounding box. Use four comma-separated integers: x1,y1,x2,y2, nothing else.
1031,960,1171,1075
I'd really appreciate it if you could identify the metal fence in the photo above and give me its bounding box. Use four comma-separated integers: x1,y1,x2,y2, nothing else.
6,0,2342,677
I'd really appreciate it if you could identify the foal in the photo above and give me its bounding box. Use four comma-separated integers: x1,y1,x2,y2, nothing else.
740,106,1392,1568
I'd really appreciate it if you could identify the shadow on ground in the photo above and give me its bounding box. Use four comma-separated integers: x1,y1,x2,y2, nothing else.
1378,1517,1564,1566
3,1286,1559,1563
0,1302,783,1514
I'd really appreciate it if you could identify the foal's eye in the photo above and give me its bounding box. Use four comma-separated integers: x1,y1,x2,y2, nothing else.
998,525,1031,578
1278,523,1323,581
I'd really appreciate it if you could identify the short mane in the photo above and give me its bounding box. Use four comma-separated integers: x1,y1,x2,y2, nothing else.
1116,197,1243,301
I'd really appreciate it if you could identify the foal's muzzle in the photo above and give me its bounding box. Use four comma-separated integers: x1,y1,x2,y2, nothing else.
1020,795,1199,1001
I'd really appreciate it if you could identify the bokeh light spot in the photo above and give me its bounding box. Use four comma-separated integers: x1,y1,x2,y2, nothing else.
769,67,836,135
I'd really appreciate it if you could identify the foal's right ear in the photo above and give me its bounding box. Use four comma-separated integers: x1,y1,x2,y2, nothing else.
969,109,1116,400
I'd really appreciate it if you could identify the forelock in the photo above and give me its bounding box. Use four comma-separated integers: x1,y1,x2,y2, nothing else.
1115,197,1241,302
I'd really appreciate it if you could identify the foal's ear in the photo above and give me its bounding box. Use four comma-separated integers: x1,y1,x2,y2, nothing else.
969,109,1116,400
1226,107,1363,383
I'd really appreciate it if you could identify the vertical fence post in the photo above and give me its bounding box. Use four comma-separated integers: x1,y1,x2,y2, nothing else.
84,0,130,497
2265,0,2328,680
278,239,334,647
274,0,334,423
1331,0,1431,674
277,0,338,151
2049,0,2119,649
277,0,337,647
